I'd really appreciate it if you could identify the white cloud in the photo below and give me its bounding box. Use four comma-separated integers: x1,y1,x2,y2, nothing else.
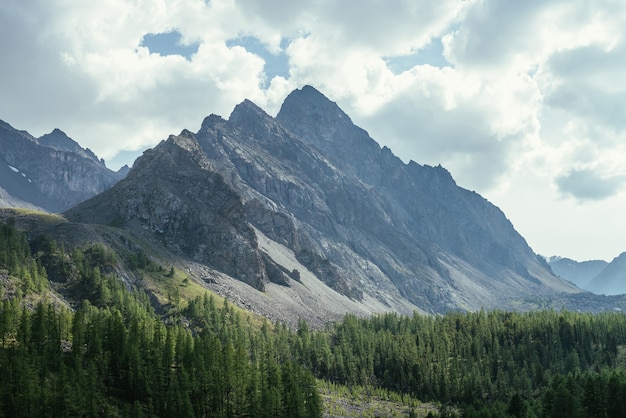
2,0,626,260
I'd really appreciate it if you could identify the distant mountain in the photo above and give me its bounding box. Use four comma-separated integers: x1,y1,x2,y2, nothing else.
65,86,581,315
0,120,126,212
547,256,608,289
586,253,626,295
548,254,626,296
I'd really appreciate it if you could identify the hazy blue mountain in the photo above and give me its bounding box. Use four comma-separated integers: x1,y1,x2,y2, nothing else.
585,253,626,295
548,256,608,289
0,119,126,212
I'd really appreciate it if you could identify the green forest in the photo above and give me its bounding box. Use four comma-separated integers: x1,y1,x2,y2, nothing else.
2,219,626,417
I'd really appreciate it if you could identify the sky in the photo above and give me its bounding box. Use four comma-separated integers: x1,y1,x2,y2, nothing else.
1,0,626,262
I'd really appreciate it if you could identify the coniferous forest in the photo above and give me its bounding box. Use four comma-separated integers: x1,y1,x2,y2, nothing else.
3,219,626,417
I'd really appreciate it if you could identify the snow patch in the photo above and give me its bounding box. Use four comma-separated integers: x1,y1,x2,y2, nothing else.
7,164,32,183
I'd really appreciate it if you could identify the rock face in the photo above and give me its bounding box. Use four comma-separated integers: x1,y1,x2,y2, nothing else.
65,86,581,313
0,120,125,212
64,131,271,290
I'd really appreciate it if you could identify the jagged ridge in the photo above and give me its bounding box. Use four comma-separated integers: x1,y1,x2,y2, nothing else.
65,86,581,315
0,120,125,212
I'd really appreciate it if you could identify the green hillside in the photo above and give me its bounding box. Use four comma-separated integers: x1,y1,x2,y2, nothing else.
2,214,626,417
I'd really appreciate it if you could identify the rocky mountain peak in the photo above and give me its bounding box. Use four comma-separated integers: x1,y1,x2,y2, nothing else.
38,128,103,165
585,252,626,295
116,164,131,177
199,114,226,133
167,130,202,154
129,132,200,179
0,119,36,142
61,86,581,315
280,85,353,124
38,128,71,147
0,119,13,131
548,257,608,290
277,86,358,143
277,87,388,185
179,128,196,139
228,98,276,136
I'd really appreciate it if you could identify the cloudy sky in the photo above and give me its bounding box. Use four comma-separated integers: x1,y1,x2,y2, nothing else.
2,0,626,262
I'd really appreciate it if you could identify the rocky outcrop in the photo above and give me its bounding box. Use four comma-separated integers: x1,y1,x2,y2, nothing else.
65,132,268,290
38,128,103,165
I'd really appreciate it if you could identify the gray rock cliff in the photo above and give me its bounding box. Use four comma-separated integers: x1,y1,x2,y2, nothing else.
65,131,273,290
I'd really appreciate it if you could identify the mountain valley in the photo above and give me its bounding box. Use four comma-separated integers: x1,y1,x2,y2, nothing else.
4,86,626,322
4,86,626,417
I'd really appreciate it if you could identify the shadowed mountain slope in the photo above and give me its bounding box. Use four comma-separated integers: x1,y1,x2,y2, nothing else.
0,120,125,212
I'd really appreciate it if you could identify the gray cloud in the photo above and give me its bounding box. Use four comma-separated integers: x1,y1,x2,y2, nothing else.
0,1,97,132
235,0,463,56
543,42,626,135
3,0,626,259
361,83,520,191
443,0,551,69
556,169,625,201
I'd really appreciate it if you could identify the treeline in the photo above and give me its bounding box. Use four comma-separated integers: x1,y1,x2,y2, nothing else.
309,309,626,397
4,219,626,417
295,310,626,416
0,296,320,417
0,222,321,417
0,221,47,295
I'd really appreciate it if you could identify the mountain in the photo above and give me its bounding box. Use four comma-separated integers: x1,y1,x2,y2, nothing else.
38,128,103,164
548,256,608,289
65,86,581,316
548,254,626,296
0,120,126,212
64,131,269,291
585,252,626,295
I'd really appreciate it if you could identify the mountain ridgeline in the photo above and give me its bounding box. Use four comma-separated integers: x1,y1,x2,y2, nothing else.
65,86,579,315
0,120,127,212
3,86,626,418
550,253,626,296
